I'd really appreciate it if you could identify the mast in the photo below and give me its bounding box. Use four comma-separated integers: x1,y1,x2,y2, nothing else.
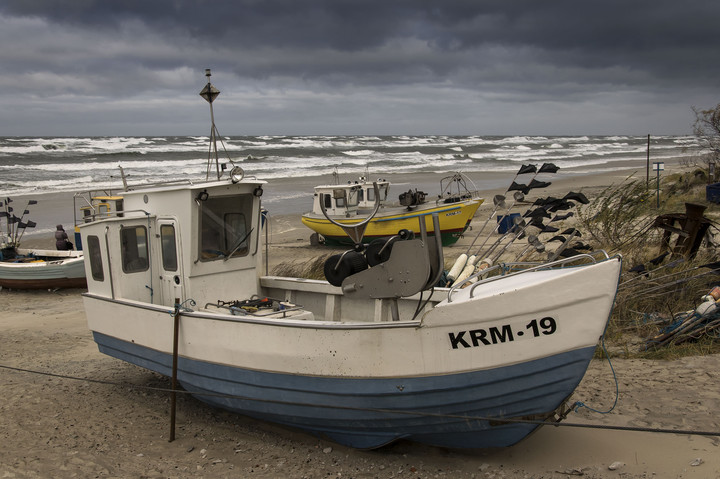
199,69,222,180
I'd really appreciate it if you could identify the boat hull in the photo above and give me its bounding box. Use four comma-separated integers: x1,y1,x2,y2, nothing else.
93,330,592,449
0,252,86,289
83,256,621,449
301,199,482,246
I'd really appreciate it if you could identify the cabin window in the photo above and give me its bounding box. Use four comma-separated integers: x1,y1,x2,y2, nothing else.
358,189,364,202
199,194,253,261
120,226,149,273
332,189,347,208
160,224,177,271
379,184,388,200
346,189,359,207
115,199,124,218
86,235,104,281
323,194,332,209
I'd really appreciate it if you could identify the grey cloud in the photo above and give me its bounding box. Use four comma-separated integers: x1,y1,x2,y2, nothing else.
0,0,718,135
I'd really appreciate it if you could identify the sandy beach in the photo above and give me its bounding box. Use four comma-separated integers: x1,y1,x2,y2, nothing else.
2,157,720,478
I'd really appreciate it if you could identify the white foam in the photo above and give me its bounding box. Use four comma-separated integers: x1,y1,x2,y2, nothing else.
341,150,375,156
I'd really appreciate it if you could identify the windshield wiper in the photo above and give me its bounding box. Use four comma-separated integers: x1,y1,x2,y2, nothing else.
223,227,254,261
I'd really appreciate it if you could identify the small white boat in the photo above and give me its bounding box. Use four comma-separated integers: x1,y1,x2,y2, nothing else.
78,71,622,449
0,190,124,290
301,173,483,246
0,198,86,290
0,248,86,289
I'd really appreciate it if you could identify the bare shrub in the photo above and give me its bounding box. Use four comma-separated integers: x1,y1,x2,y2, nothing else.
575,176,656,259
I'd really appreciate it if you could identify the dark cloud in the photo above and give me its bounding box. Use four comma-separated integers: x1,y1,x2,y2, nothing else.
0,1,718,135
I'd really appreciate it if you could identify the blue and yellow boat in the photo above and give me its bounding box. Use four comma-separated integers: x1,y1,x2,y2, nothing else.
301,174,483,246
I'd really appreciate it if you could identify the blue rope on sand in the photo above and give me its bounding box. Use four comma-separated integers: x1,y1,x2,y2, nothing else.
659,311,694,335
572,335,619,415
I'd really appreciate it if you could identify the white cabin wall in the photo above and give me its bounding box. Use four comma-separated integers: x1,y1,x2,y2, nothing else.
81,179,266,308
79,225,114,298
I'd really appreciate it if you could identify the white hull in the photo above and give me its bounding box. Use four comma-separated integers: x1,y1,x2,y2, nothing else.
86,259,619,377
83,252,620,448
0,249,85,289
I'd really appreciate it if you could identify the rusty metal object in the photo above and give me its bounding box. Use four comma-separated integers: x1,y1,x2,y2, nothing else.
653,203,711,258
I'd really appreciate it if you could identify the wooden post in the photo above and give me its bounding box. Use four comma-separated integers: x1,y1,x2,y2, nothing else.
169,297,180,442
646,134,650,188
679,203,708,258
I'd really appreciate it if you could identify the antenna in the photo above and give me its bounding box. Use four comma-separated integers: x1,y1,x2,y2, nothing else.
199,69,222,180
199,69,242,182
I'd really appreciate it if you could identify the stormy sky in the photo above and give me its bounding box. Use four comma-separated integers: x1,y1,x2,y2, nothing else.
1,0,718,136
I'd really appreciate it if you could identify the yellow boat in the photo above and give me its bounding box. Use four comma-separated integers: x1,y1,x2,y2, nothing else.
301,173,483,246
73,190,125,251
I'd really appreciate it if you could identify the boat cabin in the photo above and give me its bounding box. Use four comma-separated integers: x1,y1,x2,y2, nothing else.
77,194,125,223
73,192,125,250
78,179,265,309
311,179,389,216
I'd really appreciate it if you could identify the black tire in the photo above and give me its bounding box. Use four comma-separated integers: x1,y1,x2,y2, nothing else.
397,229,414,240
365,238,393,266
324,252,368,286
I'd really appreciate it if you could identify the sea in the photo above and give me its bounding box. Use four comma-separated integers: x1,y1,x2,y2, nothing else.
0,134,701,238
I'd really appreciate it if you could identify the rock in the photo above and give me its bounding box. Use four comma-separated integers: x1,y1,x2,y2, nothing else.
608,461,624,470
690,458,703,466
323,447,332,454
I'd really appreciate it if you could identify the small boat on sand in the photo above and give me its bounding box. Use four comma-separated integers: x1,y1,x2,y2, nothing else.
0,191,125,290
0,198,86,290
0,248,86,290
79,70,622,449
301,173,483,246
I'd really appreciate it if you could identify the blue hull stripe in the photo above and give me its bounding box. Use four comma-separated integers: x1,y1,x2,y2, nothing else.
373,205,461,222
94,331,594,449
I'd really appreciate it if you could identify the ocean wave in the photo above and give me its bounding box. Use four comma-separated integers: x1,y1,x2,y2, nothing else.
341,150,376,156
0,134,703,197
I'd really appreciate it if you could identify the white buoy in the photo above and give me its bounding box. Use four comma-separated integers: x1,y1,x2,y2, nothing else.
453,264,475,286
465,258,494,285
696,299,717,316
475,257,494,272
451,255,479,286
446,253,468,282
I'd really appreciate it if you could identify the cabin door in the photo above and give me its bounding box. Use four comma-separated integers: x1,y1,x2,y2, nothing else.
158,220,185,307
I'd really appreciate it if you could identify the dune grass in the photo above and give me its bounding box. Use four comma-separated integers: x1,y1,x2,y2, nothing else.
576,169,720,358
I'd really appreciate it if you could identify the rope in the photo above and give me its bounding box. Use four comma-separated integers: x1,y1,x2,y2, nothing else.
572,335,618,415
2,363,719,438
411,286,435,321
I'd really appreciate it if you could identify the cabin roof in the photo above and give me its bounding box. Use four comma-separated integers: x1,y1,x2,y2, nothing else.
91,195,124,201
122,177,266,196
313,180,390,191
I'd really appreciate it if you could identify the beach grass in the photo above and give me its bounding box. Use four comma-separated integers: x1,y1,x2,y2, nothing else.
586,169,720,358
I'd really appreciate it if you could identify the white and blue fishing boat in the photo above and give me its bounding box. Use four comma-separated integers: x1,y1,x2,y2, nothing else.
79,70,622,449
